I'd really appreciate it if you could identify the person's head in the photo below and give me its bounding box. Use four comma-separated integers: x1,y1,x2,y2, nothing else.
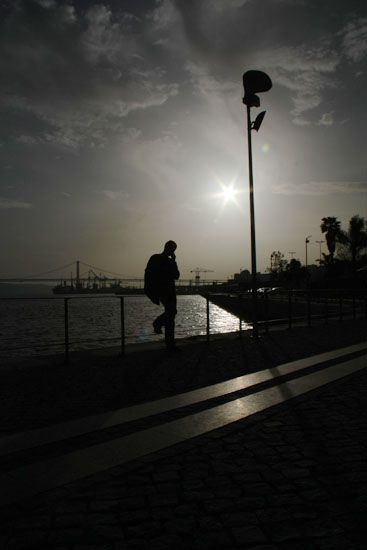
163,240,177,256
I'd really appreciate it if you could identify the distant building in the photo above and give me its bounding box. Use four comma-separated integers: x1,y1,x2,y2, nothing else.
231,269,272,286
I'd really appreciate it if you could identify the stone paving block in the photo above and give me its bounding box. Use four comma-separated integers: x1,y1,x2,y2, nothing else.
125,474,151,486
193,530,233,549
232,471,263,483
153,470,180,483
55,512,86,527
182,490,214,503
118,496,147,510
126,484,156,496
203,498,234,514
150,507,174,521
181,479,205,490
266,520,304,543
86,525,124,543
256,507,290,523
232,525,268,545
90,500,120,512
86,512,119,526
154,482,179,496
198,515,223,532
164,516,196,535
241,482,273,496
221,510,258,527
149,534,188,550
238,496,268,509
6,530,48,550
119,509,151,526
46,527,85,545
211,487,242,499
149,494,179,507
281,466,311,480
77,545,121,550
53,501,89,514
15,513,51,530
314,536,356,549
122,537,148,549
125,520,161,539
299,488,331,502
174,503,199,517
274,483,297,494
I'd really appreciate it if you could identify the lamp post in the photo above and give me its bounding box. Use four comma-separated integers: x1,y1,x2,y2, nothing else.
305,235,311,267
242,70,272,338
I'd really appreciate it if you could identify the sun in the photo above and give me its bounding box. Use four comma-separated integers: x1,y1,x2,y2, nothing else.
220,185,237,204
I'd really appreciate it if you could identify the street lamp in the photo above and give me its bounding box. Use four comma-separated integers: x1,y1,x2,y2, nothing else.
305,235,312,267
243,70,272,338
315,240,325,265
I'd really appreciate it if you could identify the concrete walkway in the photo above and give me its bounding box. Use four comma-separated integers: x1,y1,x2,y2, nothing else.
0,334,366,549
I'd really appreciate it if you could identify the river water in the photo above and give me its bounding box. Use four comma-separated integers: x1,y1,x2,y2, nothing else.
0,295,248,359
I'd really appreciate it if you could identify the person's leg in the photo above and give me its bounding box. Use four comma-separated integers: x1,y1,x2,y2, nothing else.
153,312,165,334
160,295,177,348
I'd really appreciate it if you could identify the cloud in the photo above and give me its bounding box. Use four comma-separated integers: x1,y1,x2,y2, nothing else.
0,197,33,209
16,134,38,144
272,181,367,196
99,190,129,200
0,2,180,150
124,133,186,192
318,112,334,126
257,46,340,123
207,0,250,11
341,18,367,62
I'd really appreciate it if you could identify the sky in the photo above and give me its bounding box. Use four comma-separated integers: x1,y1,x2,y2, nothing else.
1,0,366,280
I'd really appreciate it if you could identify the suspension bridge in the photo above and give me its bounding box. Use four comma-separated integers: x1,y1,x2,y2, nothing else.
0,260,229,294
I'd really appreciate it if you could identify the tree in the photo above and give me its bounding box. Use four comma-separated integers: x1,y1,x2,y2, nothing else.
320,216,343,263
269,251,287,274
337,215,367,272
285,258,308,287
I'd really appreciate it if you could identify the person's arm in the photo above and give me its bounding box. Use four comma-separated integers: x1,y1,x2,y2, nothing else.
170,257,180,280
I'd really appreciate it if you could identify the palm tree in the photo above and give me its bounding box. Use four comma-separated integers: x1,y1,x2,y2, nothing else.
320,217,342,263
339,215,367,272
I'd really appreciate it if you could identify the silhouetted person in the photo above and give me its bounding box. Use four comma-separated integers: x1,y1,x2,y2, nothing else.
144,240,180,351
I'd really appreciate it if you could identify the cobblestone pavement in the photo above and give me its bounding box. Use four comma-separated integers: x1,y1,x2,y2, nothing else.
1,319,366,435
1,364,367,549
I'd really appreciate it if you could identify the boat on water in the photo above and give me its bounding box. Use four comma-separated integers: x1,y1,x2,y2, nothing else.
52,282,127,294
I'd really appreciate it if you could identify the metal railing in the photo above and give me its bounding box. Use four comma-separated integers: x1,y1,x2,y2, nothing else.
1,289,366,364
0,295,219,364
207,288,367,335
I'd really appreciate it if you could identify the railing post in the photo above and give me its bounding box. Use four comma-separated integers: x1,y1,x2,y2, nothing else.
206,296,210,343
265,291,269,334
352,291,356,320
120,296,125,356
307,290,311,327
288,290,292,330
324,295,329,324
238,294,242,338
339,294,343,322
64,298,69,364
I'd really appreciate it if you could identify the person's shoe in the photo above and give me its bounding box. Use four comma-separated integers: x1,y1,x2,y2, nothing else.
153,321,163,334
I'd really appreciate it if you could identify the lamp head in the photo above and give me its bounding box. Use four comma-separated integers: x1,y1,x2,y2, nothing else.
243,70,272,107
